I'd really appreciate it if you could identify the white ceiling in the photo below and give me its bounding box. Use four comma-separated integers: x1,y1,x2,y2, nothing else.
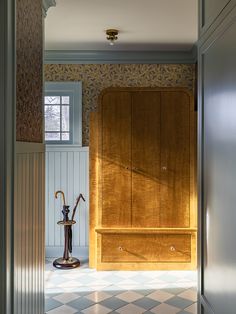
45,0,198,51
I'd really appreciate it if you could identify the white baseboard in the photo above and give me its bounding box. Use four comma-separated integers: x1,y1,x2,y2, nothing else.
46,246,88,258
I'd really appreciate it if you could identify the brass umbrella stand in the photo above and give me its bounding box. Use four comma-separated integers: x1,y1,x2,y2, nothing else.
53,191,85,269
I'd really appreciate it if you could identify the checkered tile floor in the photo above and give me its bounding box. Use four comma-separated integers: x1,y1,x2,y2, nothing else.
45,259,197,314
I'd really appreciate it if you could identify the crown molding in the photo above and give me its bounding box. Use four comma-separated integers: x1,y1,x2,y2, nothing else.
43,0,56,18
44,45,197,64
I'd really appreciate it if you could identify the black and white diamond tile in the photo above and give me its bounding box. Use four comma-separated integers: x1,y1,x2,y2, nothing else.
45,259,197,313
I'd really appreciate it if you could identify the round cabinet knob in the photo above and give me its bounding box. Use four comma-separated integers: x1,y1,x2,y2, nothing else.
118,246,124,252
162,166,167,171
170,246,176,252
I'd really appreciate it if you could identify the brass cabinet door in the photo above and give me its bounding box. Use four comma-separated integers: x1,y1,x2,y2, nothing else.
160,91,191,228
101,91,132,227
100,90,192,229
131,91,161,227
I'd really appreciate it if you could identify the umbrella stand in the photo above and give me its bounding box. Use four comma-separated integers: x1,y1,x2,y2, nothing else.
53,191,85,269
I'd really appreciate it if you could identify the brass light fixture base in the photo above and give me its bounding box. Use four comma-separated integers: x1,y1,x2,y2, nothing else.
106,29,119,45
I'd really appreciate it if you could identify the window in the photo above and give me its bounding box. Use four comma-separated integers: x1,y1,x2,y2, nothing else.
44,95,71,142
44,82,82,145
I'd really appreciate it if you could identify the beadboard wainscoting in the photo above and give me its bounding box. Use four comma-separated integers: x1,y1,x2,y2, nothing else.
14,142,45,314
45,145,89,258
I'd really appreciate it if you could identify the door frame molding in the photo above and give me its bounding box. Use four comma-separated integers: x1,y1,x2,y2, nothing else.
0,0,15,313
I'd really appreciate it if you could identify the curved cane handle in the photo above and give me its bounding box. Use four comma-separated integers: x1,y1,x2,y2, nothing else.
79,193,86,202
71,194,86,221
55,190,66,206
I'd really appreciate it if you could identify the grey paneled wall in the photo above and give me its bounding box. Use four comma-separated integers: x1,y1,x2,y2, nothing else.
198,1,236,314
14,142,45,314
45,145,89,258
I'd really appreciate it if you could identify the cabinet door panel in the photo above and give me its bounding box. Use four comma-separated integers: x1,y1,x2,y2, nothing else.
132,92,161,227
101,92,132,227
160,91,190,227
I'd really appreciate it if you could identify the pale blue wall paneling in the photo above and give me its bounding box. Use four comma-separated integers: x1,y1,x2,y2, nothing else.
45,145,89,258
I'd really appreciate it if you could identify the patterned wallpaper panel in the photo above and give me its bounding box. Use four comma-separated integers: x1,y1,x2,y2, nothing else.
44,64,196,146
16,0,43,142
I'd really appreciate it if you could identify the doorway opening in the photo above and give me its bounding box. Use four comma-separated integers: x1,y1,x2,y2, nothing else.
43,2,198,314
44,87,198,314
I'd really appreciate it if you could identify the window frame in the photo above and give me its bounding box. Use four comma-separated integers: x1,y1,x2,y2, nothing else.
44,82,82,145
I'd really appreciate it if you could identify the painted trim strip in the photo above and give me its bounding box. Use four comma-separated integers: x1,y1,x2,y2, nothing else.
46,145,89,152
16,142,45,153
44,46,197,64
200,295,215,314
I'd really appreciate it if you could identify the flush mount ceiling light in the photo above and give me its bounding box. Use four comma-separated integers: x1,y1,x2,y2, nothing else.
106,29,119,46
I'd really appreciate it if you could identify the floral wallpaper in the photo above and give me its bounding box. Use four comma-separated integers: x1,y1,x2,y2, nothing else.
16,0,43,142
45,64,196,146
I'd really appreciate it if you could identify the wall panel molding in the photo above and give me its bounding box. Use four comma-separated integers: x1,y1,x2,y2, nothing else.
46,145,87,152
0,0,15,312
16,142,45,153
199,0,231,34
14,142,45,314
199,0,236,45
200,296,215,314
44,46,197,64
